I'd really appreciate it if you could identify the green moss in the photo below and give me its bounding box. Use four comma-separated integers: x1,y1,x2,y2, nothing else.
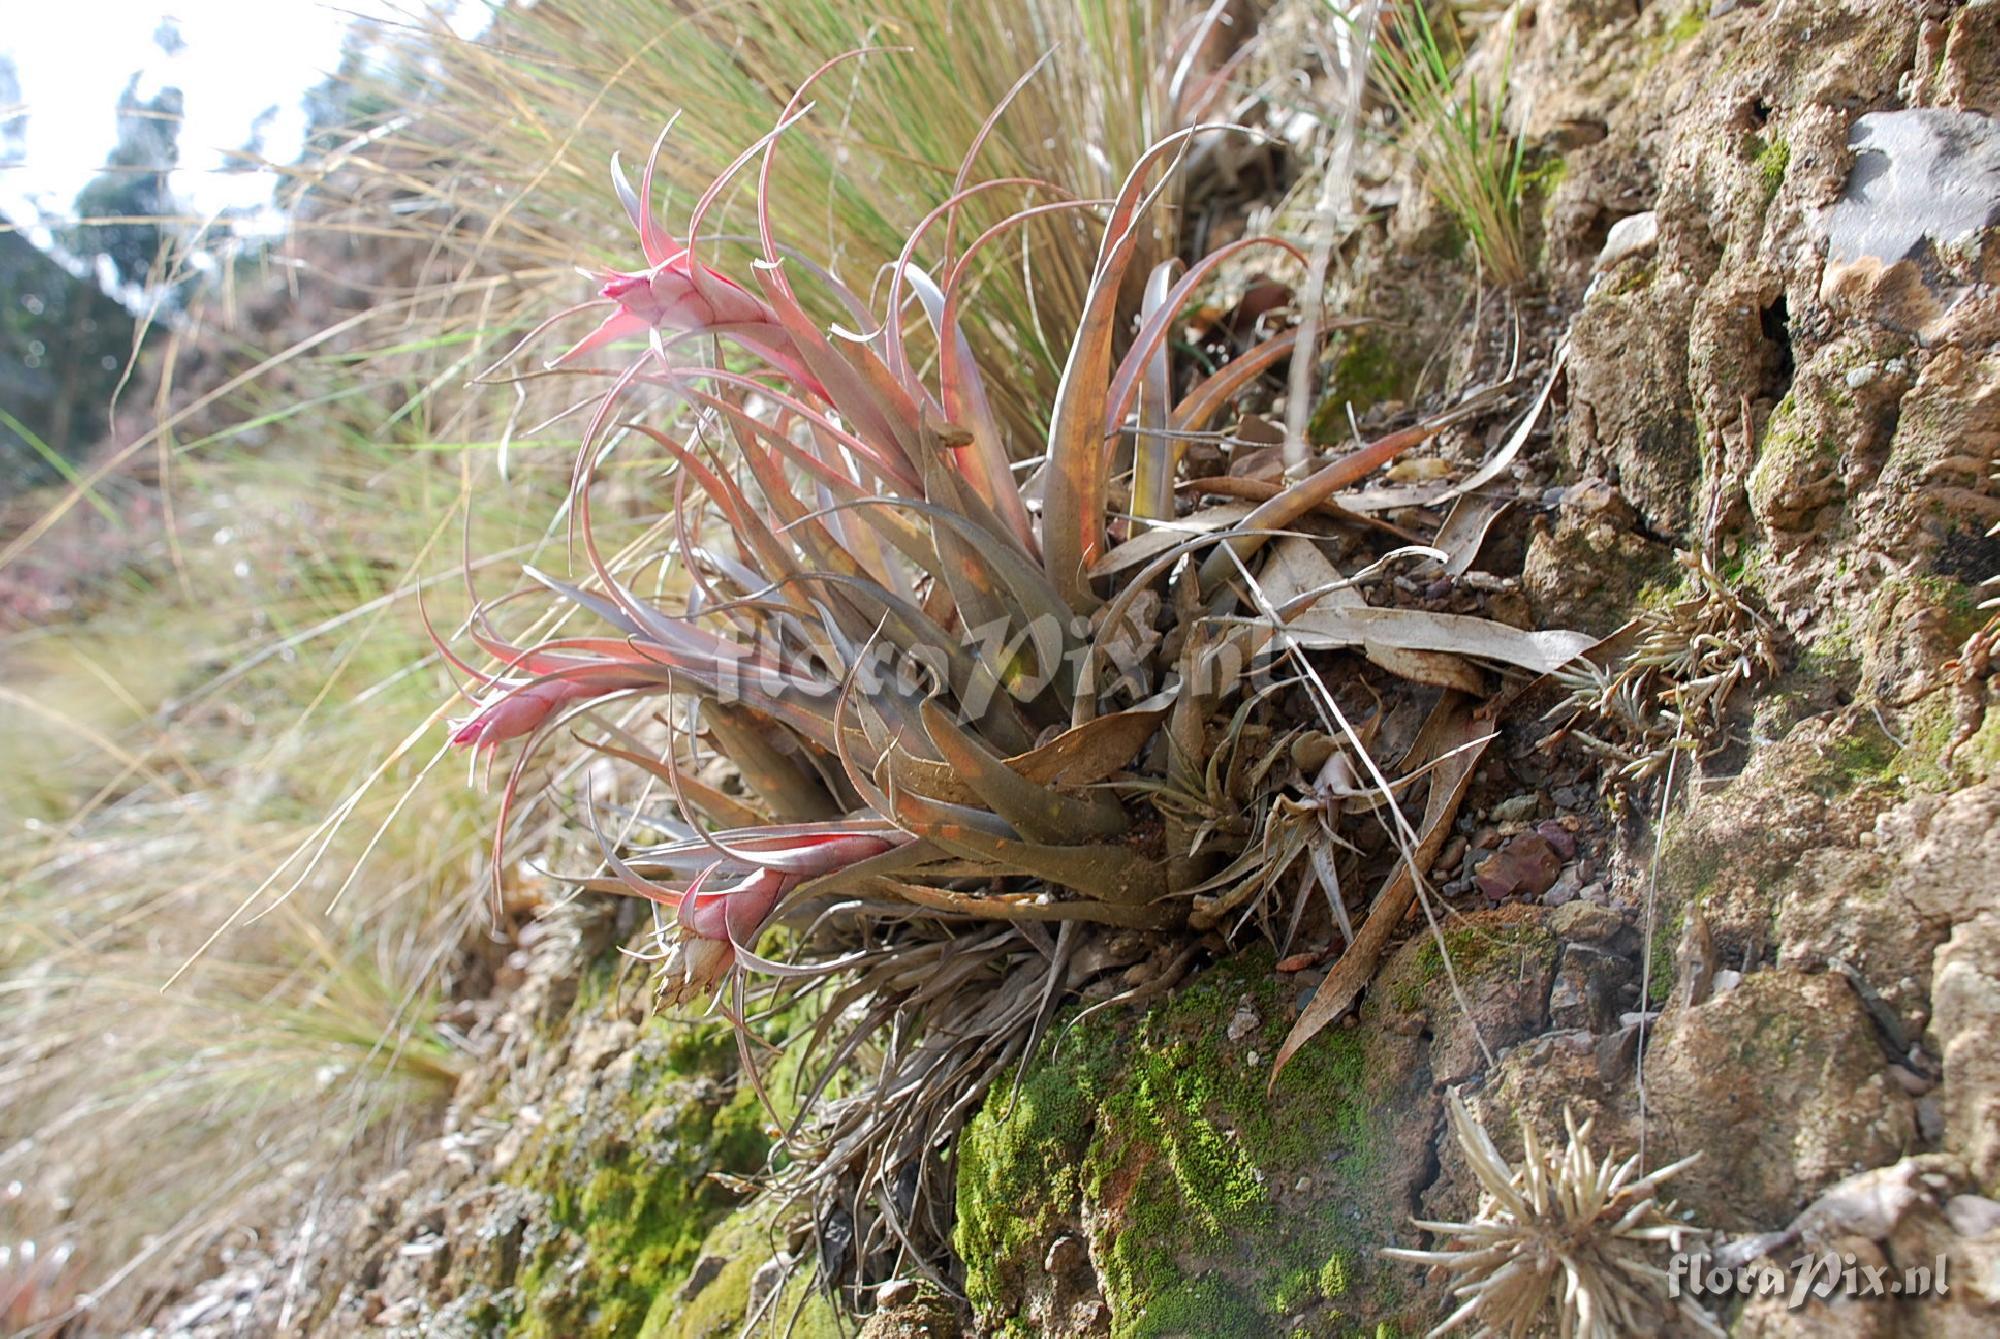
1718,542,1768,594
959,952,1406,1336
503,1016,781,1338
1522,152,1568,236
1665,5,1706,45
1608,260,1658,297
1389,920,1555,1013
1819,724,1900,796
1122,1274,1266,1338
1319,1250,1353,1299
1748,393,1838,523
1879,692,2000,792
656,1202,840,1339
1634,575,1682,610
1910,574,1988,645
1310,333,1414,440
1720,975,1816,1070
955,1018,1118,1315
1798,607,1859,684
1752,134,1791,202
1646,906,1686,1008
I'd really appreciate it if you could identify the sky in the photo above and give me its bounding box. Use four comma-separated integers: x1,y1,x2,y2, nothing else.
0,0,488,250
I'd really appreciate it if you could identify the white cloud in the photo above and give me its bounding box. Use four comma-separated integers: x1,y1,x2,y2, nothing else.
0,1,488,246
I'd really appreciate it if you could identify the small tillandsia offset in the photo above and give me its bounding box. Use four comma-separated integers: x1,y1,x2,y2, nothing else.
1383,1091,1723,1339
438,50,1593,1301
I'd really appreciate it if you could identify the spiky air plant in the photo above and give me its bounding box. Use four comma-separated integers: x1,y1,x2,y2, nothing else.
1549,548,1780,791
443,54,1589,1301
1385,1092,1722,1339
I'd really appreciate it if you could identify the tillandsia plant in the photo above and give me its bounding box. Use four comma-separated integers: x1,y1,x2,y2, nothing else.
1383,1091,1721,1339
442,53,1592,1299
1548,547,1781,794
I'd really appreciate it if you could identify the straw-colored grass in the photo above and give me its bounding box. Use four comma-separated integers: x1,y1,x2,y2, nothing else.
294,0,1212,443
0,321,580,1318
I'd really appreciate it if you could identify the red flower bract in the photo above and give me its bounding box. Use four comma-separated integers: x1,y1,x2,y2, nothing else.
450,678,604,750
656,831,898,1001
549,140,828,397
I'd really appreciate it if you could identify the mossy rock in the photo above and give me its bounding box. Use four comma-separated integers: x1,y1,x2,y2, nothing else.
498,1017,778,1338
1522,507,1678,636
1642,970,1919,1230
1746,390,1842,535
1308,331,1418,441
956,950,1429,1338
657,1200,842,1339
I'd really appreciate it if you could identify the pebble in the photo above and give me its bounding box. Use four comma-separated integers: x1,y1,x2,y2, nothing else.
1490,794,1540,824
1888,1064,1935,1097
1542,877,1579,908
1075,1301,1112,1328
1536,820,1578,860
1226,999,1261,1043
679,1255,727,1301
1549,943,1628,1033
1946,1195,2000,1236
1474,832,1564,899
1550,900,1626,944
747,1255,792,1315
1593,210,1660,270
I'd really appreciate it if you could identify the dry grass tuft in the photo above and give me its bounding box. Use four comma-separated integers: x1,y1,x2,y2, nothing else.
1367,0,1531,288
0,337,543,1319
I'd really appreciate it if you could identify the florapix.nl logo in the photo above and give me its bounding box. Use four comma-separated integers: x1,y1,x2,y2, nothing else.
1669,1250,1950,1310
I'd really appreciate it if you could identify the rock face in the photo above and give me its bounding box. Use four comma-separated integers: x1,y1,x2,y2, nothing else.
962,0,2000,1333
1824,110,2000,268
954,926,1558,1339
955,952,1422,1337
